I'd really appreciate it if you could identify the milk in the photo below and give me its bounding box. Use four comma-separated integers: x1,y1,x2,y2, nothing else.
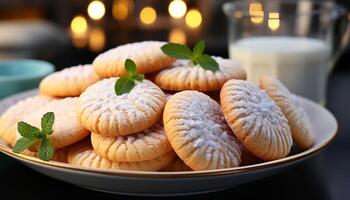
229,36,331,103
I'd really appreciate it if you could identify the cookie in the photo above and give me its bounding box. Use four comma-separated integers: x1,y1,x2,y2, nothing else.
260,76,314,149
220,80,293,161
13,98,90,150
163,91,242,171
0,95,53,146
91,123,172,162
39,64,100,97
93,41,174,78
77,78,166,137
20,148,68,163
154,57,246,92
161,156,192,171
68,140,175,171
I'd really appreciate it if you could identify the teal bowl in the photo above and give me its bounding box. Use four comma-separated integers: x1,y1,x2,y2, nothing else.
0,59,54,99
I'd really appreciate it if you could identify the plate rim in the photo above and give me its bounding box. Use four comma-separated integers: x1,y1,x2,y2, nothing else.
0,93,338,179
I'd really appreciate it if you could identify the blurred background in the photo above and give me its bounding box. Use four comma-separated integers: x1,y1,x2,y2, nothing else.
0,0,346,70
0,1,349,200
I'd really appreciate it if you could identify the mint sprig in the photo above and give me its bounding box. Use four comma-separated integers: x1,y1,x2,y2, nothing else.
13,112,55,161
161,40,219,72
115,59,144,95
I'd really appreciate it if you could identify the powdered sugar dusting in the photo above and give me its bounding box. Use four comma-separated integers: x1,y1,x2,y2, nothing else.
164,91,242,170
221,79,293,160
77,78,165,136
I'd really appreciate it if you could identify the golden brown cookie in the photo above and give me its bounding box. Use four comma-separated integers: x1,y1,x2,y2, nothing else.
0,95,53,146
68,140,175,171
93,41,174,78
91,123,172,162
220,80,293,161
13,98,90,150
39,64,100,97
260,76,314,149
161,156,192,171
20,148,68,163
77,78,166,137
154,57,246,92
163,91,242,171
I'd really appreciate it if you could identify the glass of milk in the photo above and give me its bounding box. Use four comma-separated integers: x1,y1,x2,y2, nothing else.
223,0,349,104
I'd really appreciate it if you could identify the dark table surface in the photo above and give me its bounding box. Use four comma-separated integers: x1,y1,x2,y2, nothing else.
0,71,349,200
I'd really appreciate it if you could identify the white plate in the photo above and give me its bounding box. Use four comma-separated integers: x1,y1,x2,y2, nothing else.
0,90,338,196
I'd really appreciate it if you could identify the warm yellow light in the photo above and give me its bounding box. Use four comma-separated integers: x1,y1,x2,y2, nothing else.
87,1,106,20
249,2,264,24
169,28,186,44
113,0,133,21
140,7,157,25
89,28,106,52
185,9,202,28
268,12,280,31
71,15,88,34
168,0,187,19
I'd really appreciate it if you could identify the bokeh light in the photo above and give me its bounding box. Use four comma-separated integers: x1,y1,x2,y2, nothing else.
140,7,157,25
71,15,88,34
87,1,106,20
249,2,264,24
169,28,186,44
168,0,187,19
268,12,280,31
113,0,133,21
89,28,106,52
185,9,202,28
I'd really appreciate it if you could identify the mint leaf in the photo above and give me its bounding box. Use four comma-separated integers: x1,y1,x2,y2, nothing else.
114,59,144,96
135,74,144,82
125,59,137,76
17,121,41,139
197,54,219,72
161,43,193,60
161,41,219,72
193,40,205,56
41,112,54,135
115,77,136,95
38,137,54,161
13,137,36,153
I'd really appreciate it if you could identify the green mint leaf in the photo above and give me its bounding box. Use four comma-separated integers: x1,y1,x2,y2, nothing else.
41,112,55,135
197,54,219,72
17,121,41,139
161,43,193,60
135,74,144,82
13,137,36,153
115,77,136,95
38,137,54,161
125,59,137,76
193,40,205,56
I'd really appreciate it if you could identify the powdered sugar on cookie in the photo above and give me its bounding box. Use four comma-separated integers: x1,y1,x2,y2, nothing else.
164,91,242,170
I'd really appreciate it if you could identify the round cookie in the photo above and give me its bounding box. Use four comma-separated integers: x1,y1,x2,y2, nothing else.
68,140,175,171
77,78,166,137
154,57,246,92
93,41,174,78
39,64,100,97
220,80,293,161
13,98,90,150
0,95,53,146
20,147,68,163
163,91,242,171
91,123,172,162
161,156,192,172
260,76,314,149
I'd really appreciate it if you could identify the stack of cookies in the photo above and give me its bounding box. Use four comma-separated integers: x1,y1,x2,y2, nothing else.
0,40,315,172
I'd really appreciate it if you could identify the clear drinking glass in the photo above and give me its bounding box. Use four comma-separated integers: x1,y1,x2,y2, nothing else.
223,0,349,104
